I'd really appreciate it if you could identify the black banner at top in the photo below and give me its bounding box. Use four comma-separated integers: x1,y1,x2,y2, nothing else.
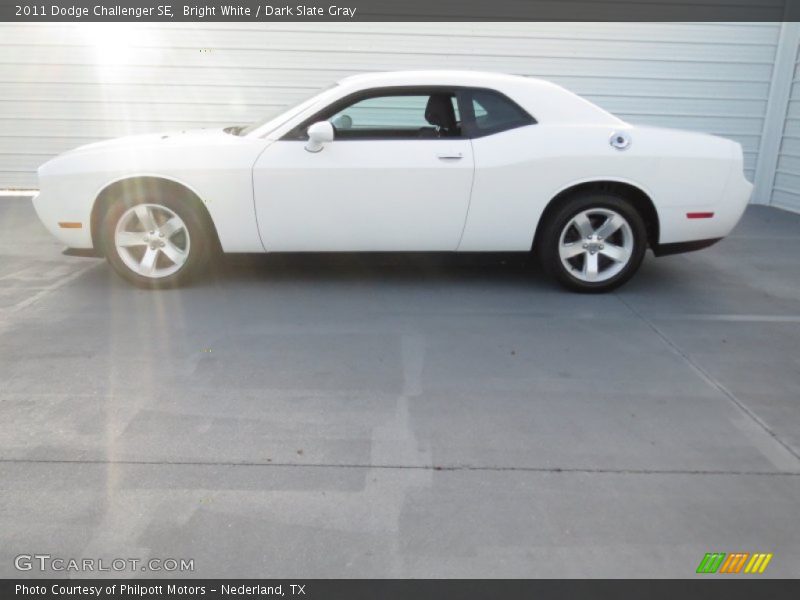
1,0,800,22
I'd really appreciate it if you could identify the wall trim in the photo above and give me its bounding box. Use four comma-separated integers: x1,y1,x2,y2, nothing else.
752,20,800,205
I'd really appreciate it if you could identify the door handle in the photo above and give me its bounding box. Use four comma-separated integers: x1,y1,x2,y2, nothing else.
437,152,463,160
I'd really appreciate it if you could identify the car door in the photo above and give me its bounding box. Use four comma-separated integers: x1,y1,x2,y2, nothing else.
252,89,475,251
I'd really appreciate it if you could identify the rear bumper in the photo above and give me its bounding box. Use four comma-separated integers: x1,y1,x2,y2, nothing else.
652,237,722,257
657,172,752,246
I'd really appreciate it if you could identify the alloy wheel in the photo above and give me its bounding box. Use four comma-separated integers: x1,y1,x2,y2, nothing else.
114,203,191,279
558,208,634,283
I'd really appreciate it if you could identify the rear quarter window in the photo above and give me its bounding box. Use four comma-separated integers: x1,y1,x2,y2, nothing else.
463,89,535,137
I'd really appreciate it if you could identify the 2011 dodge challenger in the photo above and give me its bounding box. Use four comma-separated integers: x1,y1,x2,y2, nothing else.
33,71,753,292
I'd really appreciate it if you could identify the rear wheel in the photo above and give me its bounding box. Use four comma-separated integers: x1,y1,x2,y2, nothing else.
539,193,647,293
101,197,210,288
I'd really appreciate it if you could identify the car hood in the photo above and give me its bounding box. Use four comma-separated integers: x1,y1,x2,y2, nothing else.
61,128,234,157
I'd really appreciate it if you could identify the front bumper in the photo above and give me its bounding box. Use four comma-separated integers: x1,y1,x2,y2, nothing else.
32,187,94,249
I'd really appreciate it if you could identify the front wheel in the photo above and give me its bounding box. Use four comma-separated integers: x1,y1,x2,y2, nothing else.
101,198,210,288
539,193,647,293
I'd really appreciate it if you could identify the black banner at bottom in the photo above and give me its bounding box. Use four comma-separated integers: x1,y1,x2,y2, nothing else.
3,579,800,600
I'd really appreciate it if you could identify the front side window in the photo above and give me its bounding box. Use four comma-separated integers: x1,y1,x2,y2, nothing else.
330,92,462,139
288,89,463,140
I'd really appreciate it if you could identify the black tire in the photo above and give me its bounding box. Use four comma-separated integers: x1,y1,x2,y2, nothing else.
538,192,647,293
101,195,212,288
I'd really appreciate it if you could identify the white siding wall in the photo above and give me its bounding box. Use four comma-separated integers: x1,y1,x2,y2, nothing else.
772,41,800,211
0,22,781,189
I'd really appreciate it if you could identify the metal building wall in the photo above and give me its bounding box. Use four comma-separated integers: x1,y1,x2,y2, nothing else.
0,22,783,191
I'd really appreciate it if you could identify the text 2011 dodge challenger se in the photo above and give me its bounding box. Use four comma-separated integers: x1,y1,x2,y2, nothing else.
34,70,753,292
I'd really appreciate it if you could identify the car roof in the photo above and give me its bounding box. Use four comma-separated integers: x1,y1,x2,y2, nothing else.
337,70,551,90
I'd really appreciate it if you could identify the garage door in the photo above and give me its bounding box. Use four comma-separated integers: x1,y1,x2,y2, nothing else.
0,22,781,189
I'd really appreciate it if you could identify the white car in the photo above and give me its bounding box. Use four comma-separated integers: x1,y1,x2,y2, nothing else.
34,70,752,292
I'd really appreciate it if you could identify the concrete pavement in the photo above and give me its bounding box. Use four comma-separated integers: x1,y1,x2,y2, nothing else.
1,197,799,578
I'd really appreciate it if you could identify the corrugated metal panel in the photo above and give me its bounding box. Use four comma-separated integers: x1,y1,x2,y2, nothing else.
772,44,800,212
0,22,780,188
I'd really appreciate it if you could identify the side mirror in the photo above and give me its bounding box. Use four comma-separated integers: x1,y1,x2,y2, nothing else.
305,121,334,153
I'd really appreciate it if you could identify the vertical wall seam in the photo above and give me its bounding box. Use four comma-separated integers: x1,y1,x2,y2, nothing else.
752,19,800,204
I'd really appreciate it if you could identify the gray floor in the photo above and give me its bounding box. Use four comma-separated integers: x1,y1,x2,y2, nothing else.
1,196,799,578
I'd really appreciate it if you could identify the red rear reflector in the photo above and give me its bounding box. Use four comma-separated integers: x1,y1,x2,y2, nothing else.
686,212,714,219
58,222,83,229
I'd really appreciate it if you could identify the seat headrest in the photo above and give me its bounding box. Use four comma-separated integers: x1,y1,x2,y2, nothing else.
424,94,456,131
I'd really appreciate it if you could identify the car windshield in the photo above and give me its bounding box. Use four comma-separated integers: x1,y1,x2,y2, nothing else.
234,82,340,137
